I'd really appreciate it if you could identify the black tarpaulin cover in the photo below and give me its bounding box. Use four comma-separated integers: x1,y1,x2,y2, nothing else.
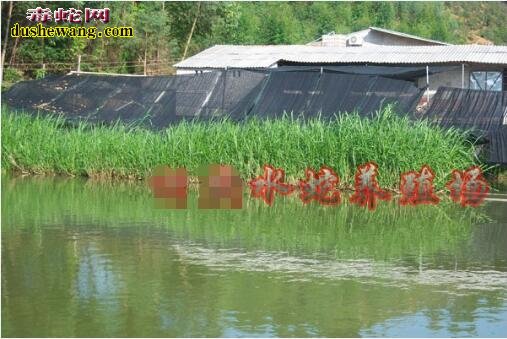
3,70,423,127
3,71,266,127
248,72,422,118
424,87,507,164
489,126,507,164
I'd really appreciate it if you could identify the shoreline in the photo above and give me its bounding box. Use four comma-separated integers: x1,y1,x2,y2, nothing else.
6,169,507,194
1,106,486,190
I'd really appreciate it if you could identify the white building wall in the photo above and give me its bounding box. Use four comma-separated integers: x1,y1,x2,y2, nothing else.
311,29,443,47
416,64,504,91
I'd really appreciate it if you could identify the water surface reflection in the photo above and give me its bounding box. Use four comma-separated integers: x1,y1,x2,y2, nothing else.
2,176,506,337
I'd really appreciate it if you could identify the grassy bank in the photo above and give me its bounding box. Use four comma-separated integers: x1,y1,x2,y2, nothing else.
1,106,478,188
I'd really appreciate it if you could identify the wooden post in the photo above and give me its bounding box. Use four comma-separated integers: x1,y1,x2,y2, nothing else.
461,63,465,89
77,54,81,73
222,67,227,111
426,65,430,105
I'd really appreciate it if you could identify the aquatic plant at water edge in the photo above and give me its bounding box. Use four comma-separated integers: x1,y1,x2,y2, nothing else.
1,106,478,188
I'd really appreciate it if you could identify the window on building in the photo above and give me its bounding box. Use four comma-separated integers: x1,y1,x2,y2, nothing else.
470,71,503,91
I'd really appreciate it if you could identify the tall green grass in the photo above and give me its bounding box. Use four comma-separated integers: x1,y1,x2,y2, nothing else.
1,105,478,188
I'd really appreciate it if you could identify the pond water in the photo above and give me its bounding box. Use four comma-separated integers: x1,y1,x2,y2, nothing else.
2,175,507,337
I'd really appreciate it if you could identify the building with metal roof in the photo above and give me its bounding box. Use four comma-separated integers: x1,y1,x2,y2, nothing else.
175,28,507,92
175,45,507,69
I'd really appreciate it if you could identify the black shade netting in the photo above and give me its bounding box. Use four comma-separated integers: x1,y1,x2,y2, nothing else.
305,73,422,118
424,87,507,164
424,87,507,133
4,71,423,125
487,126,507,165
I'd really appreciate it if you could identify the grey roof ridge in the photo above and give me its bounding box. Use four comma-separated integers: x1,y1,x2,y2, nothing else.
368,26,452,46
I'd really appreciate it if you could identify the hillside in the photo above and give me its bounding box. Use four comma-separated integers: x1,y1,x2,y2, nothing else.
1,1,506,79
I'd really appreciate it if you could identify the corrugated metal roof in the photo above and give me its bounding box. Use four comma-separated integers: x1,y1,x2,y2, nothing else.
174,44,507,69
175,45,283,69
368,27,450,45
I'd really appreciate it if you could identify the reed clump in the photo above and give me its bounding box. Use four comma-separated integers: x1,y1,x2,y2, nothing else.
1,105,478,188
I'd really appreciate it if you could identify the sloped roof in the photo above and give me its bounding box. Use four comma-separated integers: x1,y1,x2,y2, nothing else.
368,27,450,46
308,27,450,46
174,44,507,69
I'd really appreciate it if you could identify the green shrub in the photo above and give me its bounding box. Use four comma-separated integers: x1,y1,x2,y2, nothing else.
2,68,24,83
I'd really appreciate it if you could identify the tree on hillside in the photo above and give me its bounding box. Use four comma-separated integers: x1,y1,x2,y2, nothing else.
1,1,506,81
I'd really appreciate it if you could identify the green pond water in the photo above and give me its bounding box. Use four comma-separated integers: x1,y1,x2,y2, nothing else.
2,175,507,337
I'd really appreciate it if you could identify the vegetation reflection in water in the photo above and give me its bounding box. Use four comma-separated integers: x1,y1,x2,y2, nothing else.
2,175,489,259
2,175,507,337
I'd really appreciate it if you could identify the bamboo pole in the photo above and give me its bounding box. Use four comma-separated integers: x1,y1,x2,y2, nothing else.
68,70,148,77
9,36,19,65
181,2,201,61
144,32,148,76
1,1,14,69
